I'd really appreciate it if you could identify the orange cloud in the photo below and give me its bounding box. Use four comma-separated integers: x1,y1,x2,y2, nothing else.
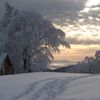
53,44,100,62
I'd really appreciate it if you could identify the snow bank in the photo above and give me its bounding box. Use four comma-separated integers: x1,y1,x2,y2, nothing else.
0,72,99,100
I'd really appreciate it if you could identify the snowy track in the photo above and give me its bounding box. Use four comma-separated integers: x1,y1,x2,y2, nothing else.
13,78,71,100
12,75,91,100
0,72,99,100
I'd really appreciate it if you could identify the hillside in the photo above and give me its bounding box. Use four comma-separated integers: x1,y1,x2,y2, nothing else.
0,72,100,100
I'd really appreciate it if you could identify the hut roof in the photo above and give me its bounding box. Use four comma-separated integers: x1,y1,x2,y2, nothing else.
0,53,7,69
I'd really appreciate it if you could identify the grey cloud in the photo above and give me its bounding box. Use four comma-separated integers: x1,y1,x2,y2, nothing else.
1,0,99,28
0,0,86,24
67,34,100,45
79,2,100,25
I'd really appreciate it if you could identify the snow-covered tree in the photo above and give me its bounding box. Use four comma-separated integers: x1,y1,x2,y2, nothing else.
0,2,70,73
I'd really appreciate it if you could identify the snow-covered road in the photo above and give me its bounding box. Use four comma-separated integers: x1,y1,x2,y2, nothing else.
13,77,75,100
0,72,99,100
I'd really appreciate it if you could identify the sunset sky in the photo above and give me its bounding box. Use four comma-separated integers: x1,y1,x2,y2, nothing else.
0,0,100,63
52,0,100,62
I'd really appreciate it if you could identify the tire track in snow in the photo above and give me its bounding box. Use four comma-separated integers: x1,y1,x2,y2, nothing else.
31,78,72,100
12,78,56,100
13,75,93,100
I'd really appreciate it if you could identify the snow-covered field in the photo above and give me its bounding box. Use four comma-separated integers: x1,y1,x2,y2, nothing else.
0,72,100,100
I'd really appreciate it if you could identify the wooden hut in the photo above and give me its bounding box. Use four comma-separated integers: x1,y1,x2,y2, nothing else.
0,53,12,75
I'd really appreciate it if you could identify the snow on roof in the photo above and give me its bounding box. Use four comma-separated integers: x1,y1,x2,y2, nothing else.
0,52,7,69
95,50,100,56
